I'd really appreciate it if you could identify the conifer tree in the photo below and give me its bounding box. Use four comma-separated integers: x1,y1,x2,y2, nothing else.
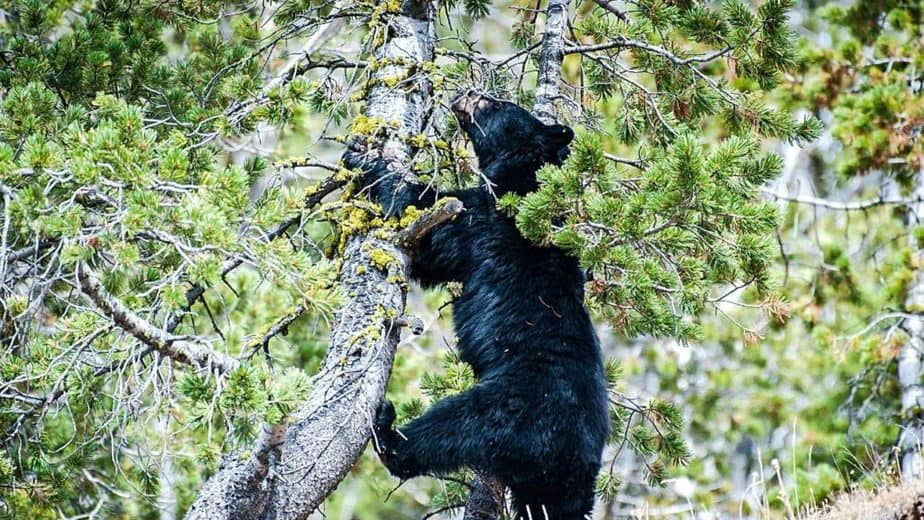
0,1,820,517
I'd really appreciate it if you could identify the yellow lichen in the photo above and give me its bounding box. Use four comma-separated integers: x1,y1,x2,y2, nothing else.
368,248,398,272
386,274,407,287
381,75,403,88
409,133,428,148
349,114,386,136
398,205,424,228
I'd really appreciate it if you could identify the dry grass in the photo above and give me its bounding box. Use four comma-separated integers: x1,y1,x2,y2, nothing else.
800,479,924,520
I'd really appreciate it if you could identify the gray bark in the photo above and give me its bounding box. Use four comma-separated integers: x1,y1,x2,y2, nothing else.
900,168,924,481
533,0,570,125
185,1,436,518
463,474,504,520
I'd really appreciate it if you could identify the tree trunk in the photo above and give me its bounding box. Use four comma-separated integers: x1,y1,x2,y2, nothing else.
900,168,924,481
185,1,436,517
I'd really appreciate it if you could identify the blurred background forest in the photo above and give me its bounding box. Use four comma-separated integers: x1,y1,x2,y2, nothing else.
1,0,923,519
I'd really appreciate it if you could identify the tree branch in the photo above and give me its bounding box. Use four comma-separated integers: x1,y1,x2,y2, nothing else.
761,188,922,211
592,0,628,22
463,474,505,520
75,262,239,373
397,198,464,247
564,37,733,65
533,0,571,125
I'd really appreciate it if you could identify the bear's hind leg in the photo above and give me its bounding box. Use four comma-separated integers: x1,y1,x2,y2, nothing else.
511,474,596,520
374,385,504,480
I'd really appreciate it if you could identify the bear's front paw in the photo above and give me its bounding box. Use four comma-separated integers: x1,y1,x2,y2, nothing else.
342,138,380,172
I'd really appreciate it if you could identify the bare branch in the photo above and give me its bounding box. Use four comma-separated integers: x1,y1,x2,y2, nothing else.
75,262,239,373
397,198,464,247
565,37,734,66
4,240,55,270
592,0,628,22
761,188,922,211
604,152,645,169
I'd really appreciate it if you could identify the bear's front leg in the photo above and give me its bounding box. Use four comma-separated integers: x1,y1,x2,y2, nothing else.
342,139,388,189
342,140,434,218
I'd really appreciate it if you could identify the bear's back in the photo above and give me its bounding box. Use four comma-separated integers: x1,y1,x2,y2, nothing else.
448,190,599,375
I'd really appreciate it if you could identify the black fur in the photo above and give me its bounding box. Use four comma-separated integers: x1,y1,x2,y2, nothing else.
344,94,609,520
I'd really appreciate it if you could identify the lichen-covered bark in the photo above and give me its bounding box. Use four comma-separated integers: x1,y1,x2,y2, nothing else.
261,236,409,518
185,1,435,518
899,169,924,481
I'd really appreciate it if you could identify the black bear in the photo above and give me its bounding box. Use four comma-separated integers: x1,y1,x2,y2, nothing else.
343,92,609,520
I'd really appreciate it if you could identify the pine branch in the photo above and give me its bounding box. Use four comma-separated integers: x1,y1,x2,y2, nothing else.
75,262,239,373
221,5,350,133
165,169,349,334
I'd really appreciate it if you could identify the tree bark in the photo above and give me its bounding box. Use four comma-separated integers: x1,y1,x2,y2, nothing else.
464,474,505,520
900,167,924,481
533,0,570,125
185,1,436,517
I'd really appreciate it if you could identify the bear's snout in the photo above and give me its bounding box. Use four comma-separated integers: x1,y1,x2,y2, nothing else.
451,91,492,119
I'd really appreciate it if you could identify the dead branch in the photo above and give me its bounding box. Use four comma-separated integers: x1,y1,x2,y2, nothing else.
75,262,239,373
397,198,464,247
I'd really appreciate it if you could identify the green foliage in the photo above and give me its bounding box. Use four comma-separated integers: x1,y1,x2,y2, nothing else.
0,1,339,516
515,130,786,340
4,0,903,517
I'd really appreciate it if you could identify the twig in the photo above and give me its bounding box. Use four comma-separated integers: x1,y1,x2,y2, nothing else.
76,262,239,373
761,188,921,211
246,303,308,357
592,0,628,22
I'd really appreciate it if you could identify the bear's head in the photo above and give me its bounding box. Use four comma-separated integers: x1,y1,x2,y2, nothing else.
451,92,574,174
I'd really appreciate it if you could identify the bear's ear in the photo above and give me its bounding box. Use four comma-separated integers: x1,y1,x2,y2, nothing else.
542,124,574,147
